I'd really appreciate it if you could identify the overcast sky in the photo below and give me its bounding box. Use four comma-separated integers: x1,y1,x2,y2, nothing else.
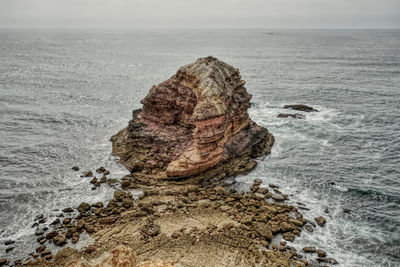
0,0,399,29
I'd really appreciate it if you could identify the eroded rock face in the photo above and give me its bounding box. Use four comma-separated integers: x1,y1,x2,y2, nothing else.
111,56,274,178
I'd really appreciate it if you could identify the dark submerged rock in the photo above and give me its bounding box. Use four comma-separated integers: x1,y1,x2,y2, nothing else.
277,113,305,119
283,104,318,112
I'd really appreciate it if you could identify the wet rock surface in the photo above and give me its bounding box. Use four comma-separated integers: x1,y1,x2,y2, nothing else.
23,176,336,267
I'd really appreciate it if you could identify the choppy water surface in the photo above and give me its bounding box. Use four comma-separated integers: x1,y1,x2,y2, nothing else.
0,29,399,266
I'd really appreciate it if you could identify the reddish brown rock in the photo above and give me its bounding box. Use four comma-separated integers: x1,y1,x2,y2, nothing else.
111,56,274,179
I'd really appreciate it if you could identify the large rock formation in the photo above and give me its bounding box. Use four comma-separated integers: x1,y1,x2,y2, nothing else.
111,56,274,179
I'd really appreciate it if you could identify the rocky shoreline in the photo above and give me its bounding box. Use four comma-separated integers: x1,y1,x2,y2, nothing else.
1,57,337,266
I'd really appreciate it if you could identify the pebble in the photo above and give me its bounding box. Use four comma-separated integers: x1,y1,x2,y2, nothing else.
302,246,316,253
36,246,46,253
5,247,14,253
271,194,285,202
282,232,295,242
315,216,327,227
71,166,80,171
253,178,262,185
81,171,93,177
78,202,91,213
45,230,58,240
4,240,14,245
62,207,74,213
317,249,327,257
53,235,67,246
269,184,279,189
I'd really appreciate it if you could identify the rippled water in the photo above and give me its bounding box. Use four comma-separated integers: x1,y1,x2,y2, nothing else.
0,29,399,266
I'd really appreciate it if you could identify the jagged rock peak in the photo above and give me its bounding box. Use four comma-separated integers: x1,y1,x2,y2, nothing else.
111,56,274,179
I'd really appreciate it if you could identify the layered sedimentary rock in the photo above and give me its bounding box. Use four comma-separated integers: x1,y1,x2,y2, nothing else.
111,56,274,178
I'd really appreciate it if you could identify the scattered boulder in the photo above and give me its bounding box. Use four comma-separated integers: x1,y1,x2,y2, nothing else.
62,207,74,213
317,249,327,257
315,216,327,227
45,230,58,240
71,166,80,171
283,104,318,112
302,246,316,253
78,202,91,213
4,240,14,246
53,235,67,246
271,194,285,202
277,113,305,119
282,232,295,242
5,247,14,253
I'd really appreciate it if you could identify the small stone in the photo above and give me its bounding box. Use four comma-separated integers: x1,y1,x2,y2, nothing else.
96,167,106,174
40,250,51,257
62,207,74,213
36,245,46,253
280,222,295,232
90,177,98,184
302,246,316,253
72,166,80,171
254,193,265,200
343,208,352,214
121,180,131,188
84,225,95,233
37,236,46,244
63,218,72,225
81,171,93,177
53,235,67,246
0,258,7,266
45,230,58,240
257,188,268,194
271,194,285,202
93,202,104,208
305,225,313,232
317,249,327,257
4,240,14,245
78,202,91,213
253,178,262,185
71,236,79,244
315,216,327,227
5,247,14,253
114,191,126,201
282,232,295,242
34,214,44,221
269,184,279,189
35,229,45,236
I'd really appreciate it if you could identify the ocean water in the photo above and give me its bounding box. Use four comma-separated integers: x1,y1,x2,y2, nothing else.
0,29,399,266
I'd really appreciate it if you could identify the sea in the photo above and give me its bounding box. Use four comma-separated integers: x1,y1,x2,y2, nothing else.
0,29,399,266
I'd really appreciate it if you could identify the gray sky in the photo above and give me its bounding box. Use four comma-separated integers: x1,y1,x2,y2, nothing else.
0,0,399,28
